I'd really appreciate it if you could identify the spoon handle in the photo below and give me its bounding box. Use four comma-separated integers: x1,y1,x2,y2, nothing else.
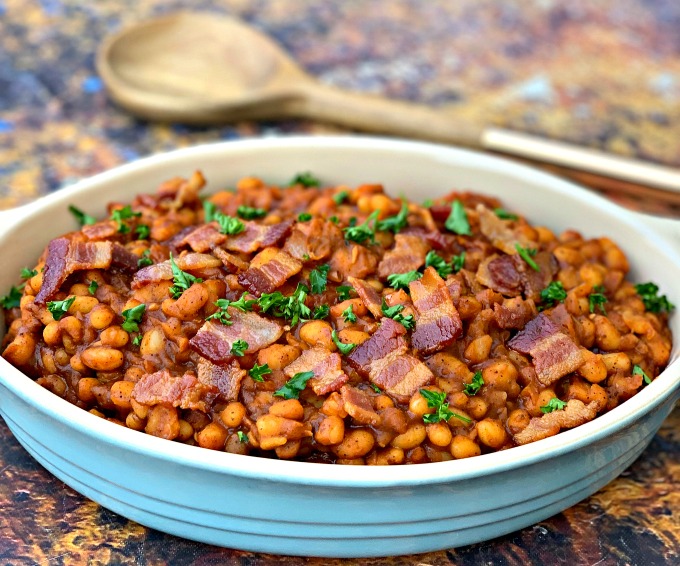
294,81,680,193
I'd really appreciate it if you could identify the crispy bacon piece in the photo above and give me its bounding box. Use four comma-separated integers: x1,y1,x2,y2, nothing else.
131,253,221,289
197,357,247,402
477,204,536,255
190,311,283,364
82,221,117,241
111,243,141,273
35,238,113,304
513,400,599,445
409,267,463,355
237,247,302,296
340,385,380,426
348,276,383,318
180,224,227,253
132,369,218,412
508,313,583,385
157,170,205,209
494,297,537,330
330,243,379,280
212,247,249,272
377,234,429,279
516,251,558,301
476,255,521,296
347,318,434,400
283,347,348,395
284,218,343,261
224,220,293,254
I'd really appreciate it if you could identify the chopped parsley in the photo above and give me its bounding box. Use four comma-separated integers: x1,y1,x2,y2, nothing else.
313,304,330,319
231,339,248,357
422,199,434,208
137,249,153,268
588,285,608,314
298,212,313,222
20,268,37,280
47,296,76,321
462,371,484,396
369,383,382,393
425,250,453,278
203,200,218,222
249,362,272,382
87,280,99,295
237,431,249,443
333,191,349,205
68,205,97,226
336,285,353,301
329,216,339,224
633,364,652,385
420,389,471,424
635,282,674,314
0,286,23,309
540,281,567,307
132,334,143,346
376,201,409,234
289,172,320,188
110,205,141,234
342,305,357,323
540,397,568,413
381,299,415,330
386,270,422,291
121,304,146,333
135,224,150,240
168,254,203,299
515,244,539,272
445,200,471,236
343,210,379,244
494,208,519,221
258,283,311,326
451,252,466,273
215,212,246,235
237,205,267,220
274,371,315,399
207,293,257,325
309,264,330,294
332,330,356,354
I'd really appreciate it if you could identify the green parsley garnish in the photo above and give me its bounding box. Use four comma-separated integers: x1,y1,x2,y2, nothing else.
298,212,313,222
329,216,339,224
68,205,97,227
132,334,143,346
419,389,471,424
231,339,248,357
343,210,380,244
451,252,466,273
313,304,330,319
515,244,540,272
137,249,153,268
110,205,141,234
463,371,484,396
332,330,356,354
336,285,353,301
422,199,434,208
376,201,409,234
588,285,608,314
135,224,150,240
387,270,422,291
289,172,320,187
342,305,357,323
121,304,146,333
249,363,272,383
258,283,311,326
215,212,245,236
635,282,674,314
0,286,23,309
369,383,382,393
540,281,567,307
425,250,453,278
87,280,99,295
20,268,38,280
445,201,471,236
237,205,267,220
540,397,568,413
633,364,652,385
309,264,330,294
333,191,349,205
237,431,249,443
203,200,218,222
47,296,76,321
494,208,519,221
274,371,315,399
169,254,203,299
381,299,416,330
207,293,257,325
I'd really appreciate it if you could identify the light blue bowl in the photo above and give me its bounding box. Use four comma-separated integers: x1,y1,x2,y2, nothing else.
1,137,678,557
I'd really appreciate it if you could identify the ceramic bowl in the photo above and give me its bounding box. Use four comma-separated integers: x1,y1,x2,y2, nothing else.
0,136,677,558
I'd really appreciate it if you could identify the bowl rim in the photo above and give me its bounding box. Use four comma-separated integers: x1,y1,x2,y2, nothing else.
1,134,677,488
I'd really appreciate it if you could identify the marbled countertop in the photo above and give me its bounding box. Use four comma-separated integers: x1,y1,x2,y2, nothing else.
0,1,678,564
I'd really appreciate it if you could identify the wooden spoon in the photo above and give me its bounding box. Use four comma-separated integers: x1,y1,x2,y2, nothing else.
97,11,680,194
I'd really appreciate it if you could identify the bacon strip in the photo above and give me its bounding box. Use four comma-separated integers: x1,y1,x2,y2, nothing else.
189,310,283,364
212,247,249,273
111,243,141,274
35,238,113,304
283,218,343,261
377,234,429,279
224,220,293,254
513,400,598,445
197,357,246,402
348,276,383,318
180,224,227,253
283,347,348,395
347,318,434,400
508,313,583,385
82,221,117,241
477,204,536,255
409,267,463,355
476,255,522,296
131,253,222,289
237,248,302,296
340,385,380,426
132,369,218,412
